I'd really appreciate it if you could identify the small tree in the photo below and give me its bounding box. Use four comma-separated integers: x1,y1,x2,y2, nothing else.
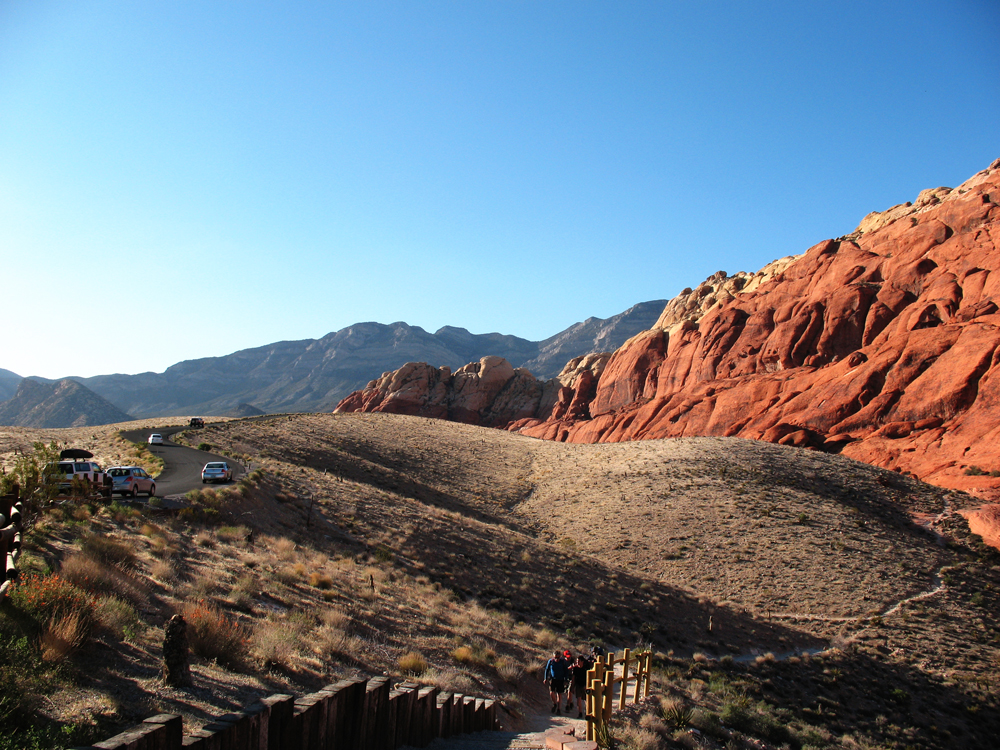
0,441,63,524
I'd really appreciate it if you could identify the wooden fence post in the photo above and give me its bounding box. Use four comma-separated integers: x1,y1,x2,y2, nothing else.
619,648,631,709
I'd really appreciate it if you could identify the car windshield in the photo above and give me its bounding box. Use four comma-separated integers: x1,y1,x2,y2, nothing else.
150,434,161,438
206,463,225,469
109,468,130,477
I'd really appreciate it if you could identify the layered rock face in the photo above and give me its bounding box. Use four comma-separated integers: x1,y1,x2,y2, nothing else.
515,159,1000,496
337,159,1000,500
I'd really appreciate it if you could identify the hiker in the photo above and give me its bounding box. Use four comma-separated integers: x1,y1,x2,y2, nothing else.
569,654,589,718
562,649,574,709
543,650,570,714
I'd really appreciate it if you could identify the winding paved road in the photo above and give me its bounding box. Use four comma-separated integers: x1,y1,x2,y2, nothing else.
119,424,244,500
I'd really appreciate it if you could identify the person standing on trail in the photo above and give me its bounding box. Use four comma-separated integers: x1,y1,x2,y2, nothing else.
570,654,589,718
543,650,570,714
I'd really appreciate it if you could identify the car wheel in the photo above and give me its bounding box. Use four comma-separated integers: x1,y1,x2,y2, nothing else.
130,486,138,498
149,484,155,498
202,479,207,484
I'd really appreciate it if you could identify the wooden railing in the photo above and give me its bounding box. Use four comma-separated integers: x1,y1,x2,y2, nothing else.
586,648,652,742
73,677,500,750
0,485,23,601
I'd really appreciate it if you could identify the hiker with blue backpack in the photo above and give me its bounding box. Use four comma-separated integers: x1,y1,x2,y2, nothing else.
543,650,571,714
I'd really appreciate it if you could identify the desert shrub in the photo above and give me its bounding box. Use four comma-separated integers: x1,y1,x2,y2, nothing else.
495,656,523,682
719,702,789,745
273,537,297,560
59,553,147,604
94,596,141,641
10,574,95,639
535,628,559,649
39,609,89,662
197,443,212,451
187,572,222,599
229,574,257,611
451,640,495,667
309,572,334,589
150,559,176,583
613,724,663,750
181,600,247,667
251,615,302,669
398,651,428,675
424,668,476,694
660,697,692,728
965,465,986,476
195,530,216,548
216,525,247,544
690,708,724,738
0,441,62,521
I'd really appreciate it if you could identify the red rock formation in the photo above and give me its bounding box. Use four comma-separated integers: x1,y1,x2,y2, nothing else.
513,159,1000,500
337,159,1000,503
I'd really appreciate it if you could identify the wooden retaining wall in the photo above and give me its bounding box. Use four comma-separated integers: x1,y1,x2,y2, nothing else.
73,678,500,750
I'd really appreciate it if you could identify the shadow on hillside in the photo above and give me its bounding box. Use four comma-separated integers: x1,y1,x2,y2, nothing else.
385,510,825,658
723,646,999,749
270,435,540,537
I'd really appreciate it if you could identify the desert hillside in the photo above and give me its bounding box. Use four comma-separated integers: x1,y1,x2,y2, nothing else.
2,413,998,749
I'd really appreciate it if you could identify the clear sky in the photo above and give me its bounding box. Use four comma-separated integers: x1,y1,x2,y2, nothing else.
2,1,998,379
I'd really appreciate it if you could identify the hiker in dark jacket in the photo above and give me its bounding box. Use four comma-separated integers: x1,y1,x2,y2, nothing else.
569,654,590,718
543,651,571,714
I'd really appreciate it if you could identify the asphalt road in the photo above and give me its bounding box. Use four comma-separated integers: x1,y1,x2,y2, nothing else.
119,425,244,500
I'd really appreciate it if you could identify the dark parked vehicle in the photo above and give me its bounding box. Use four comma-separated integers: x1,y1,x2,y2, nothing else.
201,462,233,483
189,417,204,427
107,466,156,498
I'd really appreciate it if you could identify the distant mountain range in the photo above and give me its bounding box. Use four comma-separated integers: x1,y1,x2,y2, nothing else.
0,378,134,428
0,300,666,425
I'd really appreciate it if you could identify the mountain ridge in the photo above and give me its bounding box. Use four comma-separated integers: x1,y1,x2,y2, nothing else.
1,302,666,424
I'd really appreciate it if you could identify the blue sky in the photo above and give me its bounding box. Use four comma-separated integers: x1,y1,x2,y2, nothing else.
2,1,998,379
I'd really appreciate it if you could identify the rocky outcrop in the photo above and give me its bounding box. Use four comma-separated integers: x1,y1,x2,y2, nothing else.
512,158,1000,498
0,378,134,428
338,159,1000,501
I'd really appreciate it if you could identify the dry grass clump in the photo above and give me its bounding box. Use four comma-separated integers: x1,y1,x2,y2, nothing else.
398,651,428,675
494,655,523,683
150,559,176,583
613,724,664,750
423,669,477,695
94,595,142,641
216,525,248,544
451,638,496,668
40,610,90,663
180,600,247,668
60,552,148,604
308,571,334,589
273,536,297,561
80,533,136,569
251,613,308,669
195,530,216,548
187,571,222,599
228,573,257,611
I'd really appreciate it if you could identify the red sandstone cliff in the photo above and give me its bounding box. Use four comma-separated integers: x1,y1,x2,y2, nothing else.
336,159,1000,505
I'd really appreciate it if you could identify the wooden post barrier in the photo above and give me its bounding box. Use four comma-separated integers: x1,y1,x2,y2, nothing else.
585,650,653,742
0,486,23,601
75,676,499,750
